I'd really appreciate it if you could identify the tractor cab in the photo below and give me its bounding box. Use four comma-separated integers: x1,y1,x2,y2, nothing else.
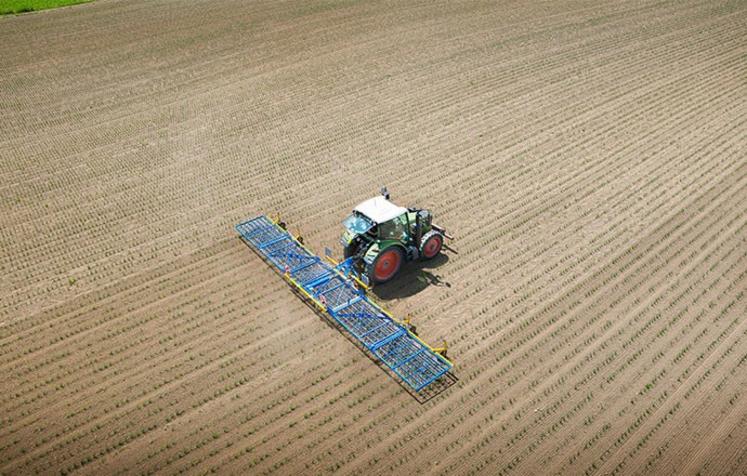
340,190,450,284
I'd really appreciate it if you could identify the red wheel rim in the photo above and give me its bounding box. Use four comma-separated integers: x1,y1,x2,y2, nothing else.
423,235,442,258
374,249,401,281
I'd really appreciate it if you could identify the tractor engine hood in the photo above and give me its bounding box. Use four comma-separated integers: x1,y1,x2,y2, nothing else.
341,228,357,246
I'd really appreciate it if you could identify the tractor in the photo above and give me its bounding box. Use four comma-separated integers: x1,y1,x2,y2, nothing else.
340,188,452,285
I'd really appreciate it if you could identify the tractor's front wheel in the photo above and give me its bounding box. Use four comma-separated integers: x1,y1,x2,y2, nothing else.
369,247,404,284
420,230,443,259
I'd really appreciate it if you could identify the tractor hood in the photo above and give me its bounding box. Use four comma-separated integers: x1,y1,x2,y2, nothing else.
353,196,408,224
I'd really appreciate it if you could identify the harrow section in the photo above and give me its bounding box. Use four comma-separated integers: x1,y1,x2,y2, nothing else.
236,215,452,392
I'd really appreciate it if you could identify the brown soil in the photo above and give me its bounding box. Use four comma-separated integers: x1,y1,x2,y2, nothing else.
1,0,745,474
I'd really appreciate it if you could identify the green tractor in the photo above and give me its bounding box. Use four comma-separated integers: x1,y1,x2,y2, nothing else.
340,188,452,285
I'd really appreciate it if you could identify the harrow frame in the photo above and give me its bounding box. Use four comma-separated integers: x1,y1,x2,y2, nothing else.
236,215,453,392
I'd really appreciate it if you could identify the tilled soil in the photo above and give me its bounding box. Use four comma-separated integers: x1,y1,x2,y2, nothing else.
1,0,745,474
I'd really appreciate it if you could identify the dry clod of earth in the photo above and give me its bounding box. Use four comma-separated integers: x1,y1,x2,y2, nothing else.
1,0,746,474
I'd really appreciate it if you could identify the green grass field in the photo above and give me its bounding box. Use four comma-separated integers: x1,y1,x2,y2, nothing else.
0,0,91,15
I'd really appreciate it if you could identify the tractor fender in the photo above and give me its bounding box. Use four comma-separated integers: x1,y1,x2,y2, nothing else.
362,243,380,265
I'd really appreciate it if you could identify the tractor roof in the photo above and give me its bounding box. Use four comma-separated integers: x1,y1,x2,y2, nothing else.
354,196,408,224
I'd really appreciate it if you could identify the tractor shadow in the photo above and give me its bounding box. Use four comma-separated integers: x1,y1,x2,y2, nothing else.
373,253,451,300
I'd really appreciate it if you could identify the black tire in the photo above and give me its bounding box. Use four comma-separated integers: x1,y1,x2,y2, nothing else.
420,230,443,259
367,247,404,284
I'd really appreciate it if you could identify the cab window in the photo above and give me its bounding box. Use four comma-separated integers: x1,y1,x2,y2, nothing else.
379,214,408,240
343,213,373,234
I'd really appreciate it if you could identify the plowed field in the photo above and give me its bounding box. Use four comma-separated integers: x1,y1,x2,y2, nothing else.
1,0,745,474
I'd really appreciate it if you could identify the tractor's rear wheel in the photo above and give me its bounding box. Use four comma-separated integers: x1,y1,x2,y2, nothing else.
420,230,443,259
369,247,403,283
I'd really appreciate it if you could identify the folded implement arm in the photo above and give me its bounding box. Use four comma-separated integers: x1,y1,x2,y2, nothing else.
236,215,453,392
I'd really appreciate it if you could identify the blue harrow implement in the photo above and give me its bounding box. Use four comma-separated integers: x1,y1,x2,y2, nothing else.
236,215,453,392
